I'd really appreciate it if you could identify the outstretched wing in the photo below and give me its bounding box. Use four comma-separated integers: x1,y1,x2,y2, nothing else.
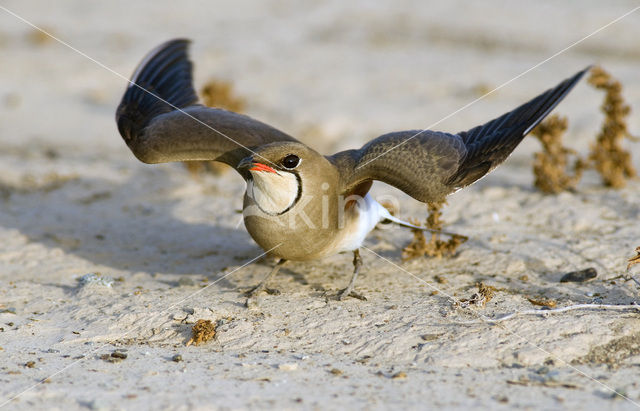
115,39,297,170
329,67,589,203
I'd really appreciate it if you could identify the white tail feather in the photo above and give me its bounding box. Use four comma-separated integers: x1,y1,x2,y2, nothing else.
377,205,460,237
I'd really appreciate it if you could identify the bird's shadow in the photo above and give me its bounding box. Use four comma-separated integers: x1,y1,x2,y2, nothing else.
0,166,264,281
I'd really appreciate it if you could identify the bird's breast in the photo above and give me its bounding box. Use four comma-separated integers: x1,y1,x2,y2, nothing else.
242,190,385,261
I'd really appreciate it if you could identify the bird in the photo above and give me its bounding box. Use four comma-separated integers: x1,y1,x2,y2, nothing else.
116,39,589,301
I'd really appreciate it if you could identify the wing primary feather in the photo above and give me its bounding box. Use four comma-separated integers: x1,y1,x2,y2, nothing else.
447,66,590,188
331,67,589,204
116,39,197,143
521,68,590,135
115,39,298,169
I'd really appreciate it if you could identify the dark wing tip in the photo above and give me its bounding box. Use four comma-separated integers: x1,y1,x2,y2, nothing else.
521,65,591,136
116,38,198,142
447,66,589,189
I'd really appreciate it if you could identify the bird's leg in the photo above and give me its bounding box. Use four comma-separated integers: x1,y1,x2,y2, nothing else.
338,249,367,301
245,258,287,298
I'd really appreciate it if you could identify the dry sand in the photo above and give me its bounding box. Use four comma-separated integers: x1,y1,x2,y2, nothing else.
1,0,640,409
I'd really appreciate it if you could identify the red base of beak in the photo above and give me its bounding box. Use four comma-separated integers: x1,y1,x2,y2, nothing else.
249,162,277,173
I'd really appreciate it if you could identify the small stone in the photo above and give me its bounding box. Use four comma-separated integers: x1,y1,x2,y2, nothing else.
391,371,407,379
494,395,509,403
25,361,36,368
172,354,183,362
111,351,127,360
178,277,195,287
420,334,441,342
611,387,628,400
84,399,108,411
560,268,597,283
278,363,298,371
535,366,550,375
77,273,114,288
4,93,21,109
101,351,126,363
329,368,343,376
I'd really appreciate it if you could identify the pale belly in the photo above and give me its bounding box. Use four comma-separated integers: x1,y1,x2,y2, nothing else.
330,194,387,254
242,193,387,261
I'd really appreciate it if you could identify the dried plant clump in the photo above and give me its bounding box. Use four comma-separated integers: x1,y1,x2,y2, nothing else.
185,319,217,346
627,247,640,271
183,80,247,178
200,80,247,113
529,66,637,193
183,160,230,178
587,66,637,188
573,333,640,369
26,27,55,45
402,201,467,260
457,283,497,308
476,283,496,304
527,297,557,308
531,114,585,193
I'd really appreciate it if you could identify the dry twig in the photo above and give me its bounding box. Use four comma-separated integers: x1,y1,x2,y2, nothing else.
454,304,640,325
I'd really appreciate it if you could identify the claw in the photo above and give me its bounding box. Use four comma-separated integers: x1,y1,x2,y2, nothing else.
243,259,287,306
338,288,367,301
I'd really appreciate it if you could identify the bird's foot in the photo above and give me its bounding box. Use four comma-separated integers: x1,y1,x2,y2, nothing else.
244,285,281,298
243,258,286,305
244,285,280,308
337,287,367,301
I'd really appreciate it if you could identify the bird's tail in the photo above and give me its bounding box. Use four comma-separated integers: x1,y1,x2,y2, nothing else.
115,39,198,143
377,203,460,237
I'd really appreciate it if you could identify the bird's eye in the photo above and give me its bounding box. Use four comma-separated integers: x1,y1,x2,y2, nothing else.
281,154,300,169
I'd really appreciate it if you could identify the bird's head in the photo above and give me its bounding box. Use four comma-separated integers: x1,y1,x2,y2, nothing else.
237,142,339,215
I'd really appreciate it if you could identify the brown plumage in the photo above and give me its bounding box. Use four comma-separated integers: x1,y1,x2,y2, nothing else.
116,39,588,301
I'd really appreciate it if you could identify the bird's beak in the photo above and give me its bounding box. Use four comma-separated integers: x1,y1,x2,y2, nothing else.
237,156,277,173
237,156,253,170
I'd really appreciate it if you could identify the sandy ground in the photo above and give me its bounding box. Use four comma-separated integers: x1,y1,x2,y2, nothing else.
1,0,640,409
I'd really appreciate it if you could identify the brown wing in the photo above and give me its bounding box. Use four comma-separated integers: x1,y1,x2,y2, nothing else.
329,67,590,203
115,39,297,170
